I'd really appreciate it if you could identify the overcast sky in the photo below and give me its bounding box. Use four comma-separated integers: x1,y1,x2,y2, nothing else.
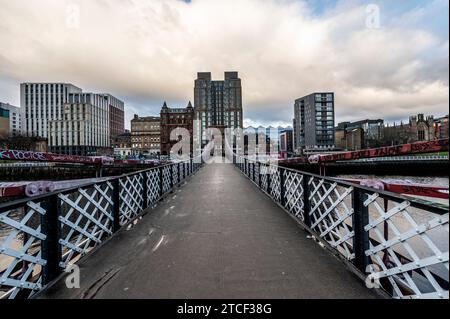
0,0,448,129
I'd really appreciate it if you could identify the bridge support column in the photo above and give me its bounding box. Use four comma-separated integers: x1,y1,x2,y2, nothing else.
41,194,62,285
352,188,370,272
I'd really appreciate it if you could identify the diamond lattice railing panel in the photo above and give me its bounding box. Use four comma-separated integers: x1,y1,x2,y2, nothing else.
270,169,281,202
308,177,355,260
178,164,184,182
172,165,179,185
284,171,305,220
364,194,449,299
254,163,260,186
146,169,161,205
58,182,114,269
184,163,189,179
260,165,269,193
119,174,144,226
162,166,172,194
0,201,47,299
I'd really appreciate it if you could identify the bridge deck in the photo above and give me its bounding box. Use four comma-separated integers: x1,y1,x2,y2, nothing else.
38,163,379,299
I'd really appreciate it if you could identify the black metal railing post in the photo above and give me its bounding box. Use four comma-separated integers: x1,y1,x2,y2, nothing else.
112,178,121,232
279,167,286,206
159,165,164,198
267,165,272,195
142,172,149,209
352,188,370,272
178,162,181,184
258,162,262,188
170,163,174,191
41,195,62,285
303,175,311,227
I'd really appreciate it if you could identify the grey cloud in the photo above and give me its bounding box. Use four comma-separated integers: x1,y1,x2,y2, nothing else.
0,0,448,128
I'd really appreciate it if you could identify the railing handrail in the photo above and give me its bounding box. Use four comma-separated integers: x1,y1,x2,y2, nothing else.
240,157,449,214
1,158,203,299
0,158,196,212
235,156,449,299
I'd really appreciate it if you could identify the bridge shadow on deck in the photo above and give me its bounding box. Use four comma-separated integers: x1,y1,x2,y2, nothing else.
38,163,379,299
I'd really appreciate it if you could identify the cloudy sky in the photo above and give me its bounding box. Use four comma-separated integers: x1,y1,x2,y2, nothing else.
0,0,448,129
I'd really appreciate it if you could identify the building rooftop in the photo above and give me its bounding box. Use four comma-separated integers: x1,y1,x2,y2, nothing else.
132,115,160,122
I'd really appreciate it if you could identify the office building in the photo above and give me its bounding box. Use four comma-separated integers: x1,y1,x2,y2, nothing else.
294,92,335,153
21,83,125,155
0,107,10,138
20,83,82,138
194,72,243,150
105,94,125,140
279,128,294,158
131,115,161,156
0,103,22,136
160,101,194,156
434,115,449,140
49,93,111,155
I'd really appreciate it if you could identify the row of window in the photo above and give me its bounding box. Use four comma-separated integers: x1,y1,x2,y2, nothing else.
132,144,160,148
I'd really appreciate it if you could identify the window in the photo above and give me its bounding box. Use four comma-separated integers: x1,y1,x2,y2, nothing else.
418,130,425,141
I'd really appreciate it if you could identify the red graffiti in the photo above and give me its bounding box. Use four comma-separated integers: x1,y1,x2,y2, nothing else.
0,149,112,165
314,139,449,163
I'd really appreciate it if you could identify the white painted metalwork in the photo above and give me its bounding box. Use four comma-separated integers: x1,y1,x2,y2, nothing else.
162,166,172,194
284,171,304,220
0,201,46,299
236,157,449,299
58,182,114,269
146,169,161,205
270,170,281,202
364,193,449,299
172,165,179,186
308,177,355,260
1,159,200,299
119,174,144,226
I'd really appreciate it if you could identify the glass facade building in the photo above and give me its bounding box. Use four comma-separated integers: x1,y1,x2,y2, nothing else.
294,92,335,152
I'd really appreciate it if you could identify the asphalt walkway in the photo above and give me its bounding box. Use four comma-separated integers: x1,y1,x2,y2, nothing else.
39,163,379,299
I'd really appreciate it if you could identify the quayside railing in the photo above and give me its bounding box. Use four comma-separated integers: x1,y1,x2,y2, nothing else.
0,159,202,299
236,157,449,299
